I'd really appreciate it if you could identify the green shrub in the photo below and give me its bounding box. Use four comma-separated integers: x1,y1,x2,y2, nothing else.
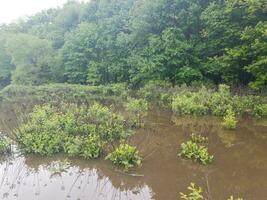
222,107,237,130
179,182,204,200
0,136,11,154
105,144,142,171
172,92,209,116
137,80,172,101
88,103,128,143
125,98,149,127
16,103,128,157
179,141,213,165
253,103,267,118
190,133,208,144
208,84,232,116
79,135,102,159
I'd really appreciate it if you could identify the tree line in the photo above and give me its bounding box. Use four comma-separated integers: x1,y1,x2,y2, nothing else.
0,0,266,89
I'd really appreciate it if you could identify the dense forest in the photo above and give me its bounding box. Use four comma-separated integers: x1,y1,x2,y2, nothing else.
0,0,266,90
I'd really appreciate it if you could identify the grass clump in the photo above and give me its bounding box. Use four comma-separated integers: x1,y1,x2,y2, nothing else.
179,182,203,200
105,144,142,171
179,141,213,165
0,136,12,154
222,107,237,130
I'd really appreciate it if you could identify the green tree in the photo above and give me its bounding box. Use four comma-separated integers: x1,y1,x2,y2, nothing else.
6,34,55,85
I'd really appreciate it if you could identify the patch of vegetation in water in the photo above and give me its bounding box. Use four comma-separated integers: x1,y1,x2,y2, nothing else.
15,103,133,157
179,141,213,165
179,182,204,200
105,144,142,171
222,107,237,130
190,133,208,144
179,183,243,200
171,84,267,118
124,98,149,128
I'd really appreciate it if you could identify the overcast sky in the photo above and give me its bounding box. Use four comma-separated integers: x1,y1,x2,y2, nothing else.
0,0,72,24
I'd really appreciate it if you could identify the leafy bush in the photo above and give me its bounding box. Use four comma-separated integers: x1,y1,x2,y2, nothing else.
253,103,267,118
0,136,11,154
222,107,237,130
79,135,102,159
105,144,142,171
172,91,209,116
171,84,267,118
137,80,172,102
179,141,213,165
16,103,129,157
179,182,204,200
125,98,149,127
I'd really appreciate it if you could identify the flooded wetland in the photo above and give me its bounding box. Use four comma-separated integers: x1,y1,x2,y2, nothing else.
0,106,266,200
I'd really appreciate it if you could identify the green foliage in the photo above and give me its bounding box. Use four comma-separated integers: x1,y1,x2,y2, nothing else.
0,83,129,104
0,34,14,89
0,0,266,89
125,98,149,127
179,183,204,200
16,102,130,157
172,87,209,116
105,144,142,171
171,84,267,118
190,133,208,144
222,107,238,130
0,136,11,154
179,141,213,165
5,34,56,85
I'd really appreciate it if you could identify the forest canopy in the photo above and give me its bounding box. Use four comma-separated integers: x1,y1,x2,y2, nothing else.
0,0,266,89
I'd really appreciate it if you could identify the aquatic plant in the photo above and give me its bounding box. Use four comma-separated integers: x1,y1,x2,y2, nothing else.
179,141,213,165
222,107,237,130
179,182,204,200
190,133,208,144
170,84,267,118
172,91,209,116
79,135,102,159
16,103,129,157
125,98,148,127
0,136,12,154
105,144,142,171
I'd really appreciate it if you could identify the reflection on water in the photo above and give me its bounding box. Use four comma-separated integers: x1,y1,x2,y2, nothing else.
0,105,267,200
0,155,153,200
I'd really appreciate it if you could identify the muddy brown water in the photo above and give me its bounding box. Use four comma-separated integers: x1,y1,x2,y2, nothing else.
0,106,267,200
